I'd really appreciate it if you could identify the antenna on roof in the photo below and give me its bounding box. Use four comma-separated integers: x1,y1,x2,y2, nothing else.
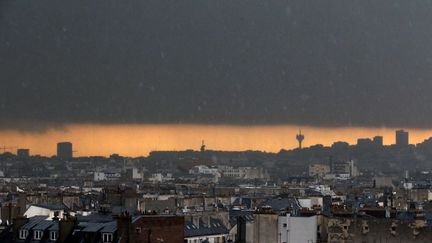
200,140,206,152
0,146,16,154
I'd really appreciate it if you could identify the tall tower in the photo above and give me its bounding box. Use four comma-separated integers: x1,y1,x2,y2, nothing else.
200,140,206,152
296,130,305,149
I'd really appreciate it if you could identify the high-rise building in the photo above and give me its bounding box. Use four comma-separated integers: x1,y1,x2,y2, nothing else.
57,142,73,160
373,136,383,146
395,130,409,146
17,149,30,158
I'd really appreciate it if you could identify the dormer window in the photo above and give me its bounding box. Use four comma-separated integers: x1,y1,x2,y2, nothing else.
34,230,43,240
19,229,28,239
50,231,58,241
102,233,113,243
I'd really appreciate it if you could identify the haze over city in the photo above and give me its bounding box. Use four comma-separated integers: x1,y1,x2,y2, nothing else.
0,124,431,157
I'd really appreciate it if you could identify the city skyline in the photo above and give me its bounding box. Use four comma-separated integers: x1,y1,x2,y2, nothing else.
1,124,430,157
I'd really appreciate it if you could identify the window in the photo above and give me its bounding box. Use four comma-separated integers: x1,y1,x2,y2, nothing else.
102,233,113,243
50,231,58,241
283,223,287,227
19,230,28,239
135,227,141,233
34,230,43,240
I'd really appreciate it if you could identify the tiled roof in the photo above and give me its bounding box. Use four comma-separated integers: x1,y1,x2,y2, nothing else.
32,220,56,231
100,221,117,233
229,210,254,226
21,216,47,230
32,204,66,211
259,197,300,212
81,222,106,233
76,213,113,223
184,218,228,237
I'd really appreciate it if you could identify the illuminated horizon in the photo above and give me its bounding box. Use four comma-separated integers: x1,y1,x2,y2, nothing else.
0,124,431,157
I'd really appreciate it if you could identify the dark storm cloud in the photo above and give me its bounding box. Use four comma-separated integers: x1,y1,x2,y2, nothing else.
2,0,432,130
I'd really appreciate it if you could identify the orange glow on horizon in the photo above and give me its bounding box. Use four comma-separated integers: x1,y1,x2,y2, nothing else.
0,124,432,157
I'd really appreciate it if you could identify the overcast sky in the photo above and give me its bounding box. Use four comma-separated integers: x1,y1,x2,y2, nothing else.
2,0,432,130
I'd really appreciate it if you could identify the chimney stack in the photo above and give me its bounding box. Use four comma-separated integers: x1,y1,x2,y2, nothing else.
58,214,77,243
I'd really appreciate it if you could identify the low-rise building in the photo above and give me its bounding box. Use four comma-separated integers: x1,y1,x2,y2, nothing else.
309,164,330,178
218,166,269,180
24,204,66,220
94,171,121,181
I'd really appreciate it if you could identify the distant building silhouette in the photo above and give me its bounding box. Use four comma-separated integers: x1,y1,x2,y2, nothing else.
357,138,373,147
331,141,350,150
17,149,30,158
373,136,383,146
395,130,409,146
57,142,73,160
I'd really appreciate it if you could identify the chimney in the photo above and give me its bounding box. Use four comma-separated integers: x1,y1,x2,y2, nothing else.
7,203,12,224
58,214,77,243
236,216,246,243
18,193,27,216
323,195,332,216
192,216,200,229
115,212,133,243
202,194,206,211
12,216,29,241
